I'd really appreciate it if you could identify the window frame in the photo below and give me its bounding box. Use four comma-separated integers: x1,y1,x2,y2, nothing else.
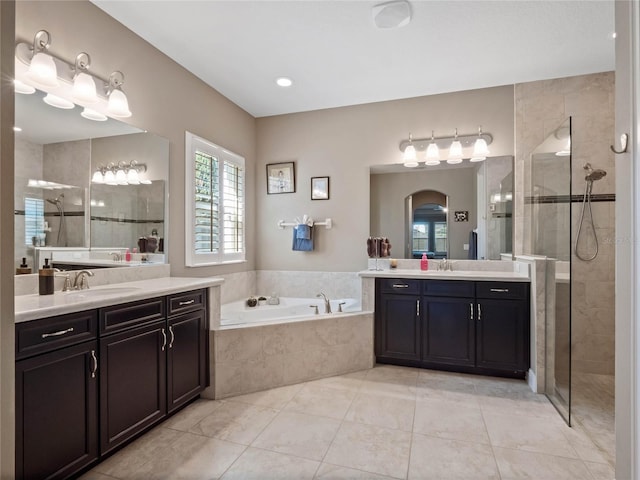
185,132,245,267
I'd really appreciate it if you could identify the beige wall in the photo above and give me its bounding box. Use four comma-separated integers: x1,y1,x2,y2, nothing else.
0,0,15,475
16,1,257,277
370,167,477,260
256,85,515,271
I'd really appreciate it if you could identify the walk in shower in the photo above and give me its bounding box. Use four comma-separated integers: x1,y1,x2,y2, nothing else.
525,117,616,465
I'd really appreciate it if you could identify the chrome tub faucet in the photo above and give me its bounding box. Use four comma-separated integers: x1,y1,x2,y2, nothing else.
316,292,332,314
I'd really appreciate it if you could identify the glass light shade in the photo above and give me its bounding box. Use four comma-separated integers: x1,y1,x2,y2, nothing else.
556,138,571,156
72,72,98,104
14,79,35,94
115,168,128,185
447,140,463,164
43,93,75,109
403,160,419,168
127,169,140,185
81,108,107,122
26,52,59,88
107,89,132,118
139,178,152,185
403,144,417,162
104,170,117,185
472,137,490,157
91,171,104,184
425,142,440,165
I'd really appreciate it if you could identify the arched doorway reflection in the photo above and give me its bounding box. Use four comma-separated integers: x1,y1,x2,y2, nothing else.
405,190,448,259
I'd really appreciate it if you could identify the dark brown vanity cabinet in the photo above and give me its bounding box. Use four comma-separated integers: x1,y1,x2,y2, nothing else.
375,278,530,377
16,289,209,479
15,312,99,480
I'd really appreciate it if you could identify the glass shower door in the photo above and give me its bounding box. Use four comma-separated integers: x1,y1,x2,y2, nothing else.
524,117,572,424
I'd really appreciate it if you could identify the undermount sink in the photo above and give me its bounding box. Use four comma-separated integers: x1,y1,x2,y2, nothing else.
64,286,142,298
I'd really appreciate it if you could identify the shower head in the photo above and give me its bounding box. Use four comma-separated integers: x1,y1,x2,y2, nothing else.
46,193,64,206
585,169,607,182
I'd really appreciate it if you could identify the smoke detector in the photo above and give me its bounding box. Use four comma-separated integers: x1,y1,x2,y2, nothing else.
372,0,412,29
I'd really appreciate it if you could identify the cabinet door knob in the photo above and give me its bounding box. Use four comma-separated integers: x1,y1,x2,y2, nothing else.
90,350,98,379
161,328,167,351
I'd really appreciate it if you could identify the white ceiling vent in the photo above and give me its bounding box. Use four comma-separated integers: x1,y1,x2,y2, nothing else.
372,0,412,29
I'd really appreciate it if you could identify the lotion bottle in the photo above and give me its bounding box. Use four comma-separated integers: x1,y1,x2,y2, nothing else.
16,258,32,275
125,248,131,262
420,253,429,271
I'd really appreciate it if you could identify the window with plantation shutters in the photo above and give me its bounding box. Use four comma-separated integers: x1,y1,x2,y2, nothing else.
186,132,245,266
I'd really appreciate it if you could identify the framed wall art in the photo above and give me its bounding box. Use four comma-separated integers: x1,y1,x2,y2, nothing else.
311,176,330,200
266,162,295,194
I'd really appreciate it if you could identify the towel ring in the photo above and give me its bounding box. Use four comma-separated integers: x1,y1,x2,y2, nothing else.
610,133,629,154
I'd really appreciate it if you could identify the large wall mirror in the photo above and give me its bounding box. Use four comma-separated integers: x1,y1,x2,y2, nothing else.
14,89,169,270
370,155,513,260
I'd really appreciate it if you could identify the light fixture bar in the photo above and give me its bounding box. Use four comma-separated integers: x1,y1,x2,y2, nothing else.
398,132,493,153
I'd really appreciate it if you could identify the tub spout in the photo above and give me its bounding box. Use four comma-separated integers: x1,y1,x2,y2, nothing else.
316,292,332,314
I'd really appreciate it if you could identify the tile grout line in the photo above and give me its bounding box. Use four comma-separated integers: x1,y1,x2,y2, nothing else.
477,383,504,480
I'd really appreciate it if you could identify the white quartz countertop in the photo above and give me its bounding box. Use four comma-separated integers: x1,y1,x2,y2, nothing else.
358,269,530,282
15,276,224,323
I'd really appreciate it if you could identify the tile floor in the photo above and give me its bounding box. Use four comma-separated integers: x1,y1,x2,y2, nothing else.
80,365,615,480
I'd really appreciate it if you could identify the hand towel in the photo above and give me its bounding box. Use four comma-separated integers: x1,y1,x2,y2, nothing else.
296,224,311,240
293,225,314,251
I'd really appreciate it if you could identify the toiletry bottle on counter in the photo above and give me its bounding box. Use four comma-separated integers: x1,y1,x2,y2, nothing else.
16,258,32,275
125,248,131,262
420,253,429,271
39,258,54,295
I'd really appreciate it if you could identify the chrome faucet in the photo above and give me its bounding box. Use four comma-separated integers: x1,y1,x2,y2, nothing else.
73,270,94,290
109,251,123,262
316,292,332,314
438,258,453,271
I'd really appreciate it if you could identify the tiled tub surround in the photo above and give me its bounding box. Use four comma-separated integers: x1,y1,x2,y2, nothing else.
210,312,375,399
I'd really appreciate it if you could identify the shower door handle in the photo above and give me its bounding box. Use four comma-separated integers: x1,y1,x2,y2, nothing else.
610,133,628,154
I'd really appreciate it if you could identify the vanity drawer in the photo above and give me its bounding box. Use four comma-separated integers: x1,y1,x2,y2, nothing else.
423,280,475,298
16,310,98,360
100,297,165,336
378,278,421,295
167,289,206,316
476,282,528,300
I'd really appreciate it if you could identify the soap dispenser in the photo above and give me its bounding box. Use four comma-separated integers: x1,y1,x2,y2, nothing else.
39,258,54,295
420,253,429,271
16,258,32,275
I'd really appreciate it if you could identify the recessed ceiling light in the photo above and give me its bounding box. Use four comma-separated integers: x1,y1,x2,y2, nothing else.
276,77,293,87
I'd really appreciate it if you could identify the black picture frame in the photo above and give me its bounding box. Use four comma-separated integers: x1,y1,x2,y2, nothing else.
266,162,296,194
311,176,330,200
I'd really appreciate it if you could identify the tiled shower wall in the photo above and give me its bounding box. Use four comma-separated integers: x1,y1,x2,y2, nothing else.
515,72,615,375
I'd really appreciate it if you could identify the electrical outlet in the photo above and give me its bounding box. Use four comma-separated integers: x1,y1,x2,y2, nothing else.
463,243,469,251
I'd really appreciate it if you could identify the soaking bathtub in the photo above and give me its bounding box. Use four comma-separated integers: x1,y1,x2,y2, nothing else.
220,296,362,327
207,296,374,399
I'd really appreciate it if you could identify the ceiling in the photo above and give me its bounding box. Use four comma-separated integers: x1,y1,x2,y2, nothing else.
94,1,614,118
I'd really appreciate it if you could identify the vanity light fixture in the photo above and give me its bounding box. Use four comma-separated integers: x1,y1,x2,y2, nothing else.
470,126,490,162
447,128,464,164
92,161,151,185
15,29,133,120
399,128,493,166
403,133,418,167
424,130,441,166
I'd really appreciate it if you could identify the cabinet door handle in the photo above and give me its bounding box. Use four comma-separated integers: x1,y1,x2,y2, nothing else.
179,299,196,306
478,303,482,321
470,303,474,320
490,288,509,293
90,350,98,379
41,327,74,339
416,299,420,317
392,284,409,289
169,326,175,349
161,328,167,351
